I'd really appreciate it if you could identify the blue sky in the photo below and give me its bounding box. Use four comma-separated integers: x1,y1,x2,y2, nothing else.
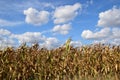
0,0,120,49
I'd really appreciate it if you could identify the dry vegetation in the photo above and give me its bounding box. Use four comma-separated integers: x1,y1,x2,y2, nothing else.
0,42,120,80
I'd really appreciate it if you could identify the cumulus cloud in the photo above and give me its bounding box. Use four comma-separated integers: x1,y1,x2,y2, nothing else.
3,38,14,46
11,32,46,44
0,29,45,46
53,3,82,24
82,27,120,45
0,28,60,49
93,39,109,44
0,29,15,49
0,19,22,27
0,37,15,49
97,7,120,27
0,29,11,35
112,28,120,38
40,37,60,49
81,7,120,45
112,38,120,45
70,41,82,47
93,38,120,45
24,7,50,26
52,23,72,35
10,32,60,49
81,28,110,39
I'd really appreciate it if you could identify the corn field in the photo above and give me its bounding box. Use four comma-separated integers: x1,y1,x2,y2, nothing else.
0,43,120,80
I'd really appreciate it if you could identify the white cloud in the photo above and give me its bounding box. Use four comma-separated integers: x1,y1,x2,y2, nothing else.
0,29,11,35
52,23,72,35
40,37,60,49
11,32,60,49
82,27,120,45
93,37,120,45
112,38,120,45
53,3,82,24
93,39,109,44
0,28,60,49
0,37,15,49
24,7,50,26
70,41,82,47
0,19,22,27
3,38,14,46
112,28,120,38
0,29,15,49
81,7,120,45
81,28,110,39
97,7,120,27
11,32,46,44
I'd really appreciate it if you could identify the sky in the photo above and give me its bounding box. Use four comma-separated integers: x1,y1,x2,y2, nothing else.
0,0,120,49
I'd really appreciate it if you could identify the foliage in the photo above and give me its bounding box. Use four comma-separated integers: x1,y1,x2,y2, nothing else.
0,43,120,80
